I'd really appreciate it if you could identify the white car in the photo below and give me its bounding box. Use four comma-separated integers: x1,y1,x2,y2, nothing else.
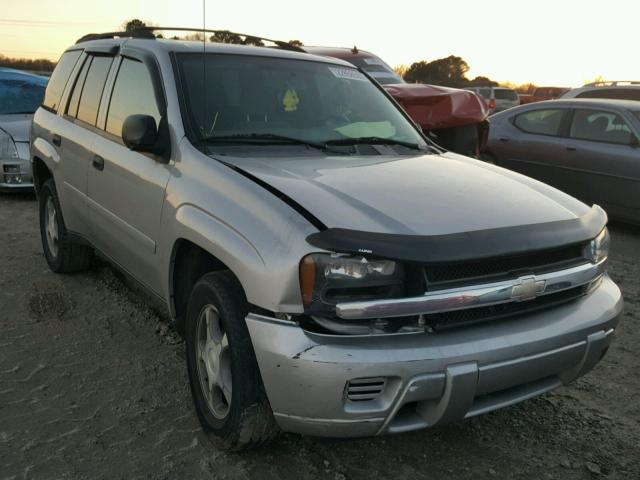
0,67,47,190
465,86,519,114
562,81,640,101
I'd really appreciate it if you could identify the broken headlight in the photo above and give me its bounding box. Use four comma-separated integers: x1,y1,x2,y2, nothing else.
299,253,405,316
587,228,610,264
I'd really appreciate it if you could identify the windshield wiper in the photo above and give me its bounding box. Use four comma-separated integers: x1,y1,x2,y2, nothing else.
324,137,424,151
202,133,328,151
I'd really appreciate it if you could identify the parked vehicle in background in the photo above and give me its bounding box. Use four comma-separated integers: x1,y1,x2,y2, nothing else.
466,86,519,114
519,87,570,105
0,67,47,190
519,93,536,105
483,99,640,224
31,28,622,450
562,81,640,101
304,46,489,157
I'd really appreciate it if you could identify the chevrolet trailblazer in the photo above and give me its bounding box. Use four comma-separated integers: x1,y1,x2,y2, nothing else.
30,28,622,449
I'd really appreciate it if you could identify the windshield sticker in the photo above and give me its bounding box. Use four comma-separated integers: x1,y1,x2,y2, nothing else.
283,88,300,112
363,58,384,66
328,67,368,82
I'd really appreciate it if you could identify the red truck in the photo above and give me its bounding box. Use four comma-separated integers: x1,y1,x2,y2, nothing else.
304,46,489,157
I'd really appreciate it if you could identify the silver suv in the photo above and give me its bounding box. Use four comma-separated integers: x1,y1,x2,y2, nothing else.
31,29,622,449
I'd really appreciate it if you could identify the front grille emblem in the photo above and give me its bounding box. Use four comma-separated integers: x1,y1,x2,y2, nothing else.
511,275,546,301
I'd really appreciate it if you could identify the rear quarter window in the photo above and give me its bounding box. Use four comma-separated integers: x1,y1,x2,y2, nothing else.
513,109,566,136
42,50,82,112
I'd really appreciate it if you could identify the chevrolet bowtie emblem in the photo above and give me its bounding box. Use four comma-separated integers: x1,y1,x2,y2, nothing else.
511,275,546,301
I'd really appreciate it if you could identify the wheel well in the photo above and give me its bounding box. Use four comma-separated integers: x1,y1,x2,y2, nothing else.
171,239,232,334
32,157,52,194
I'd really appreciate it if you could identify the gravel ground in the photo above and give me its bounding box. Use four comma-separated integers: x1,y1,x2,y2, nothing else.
1,193,639,480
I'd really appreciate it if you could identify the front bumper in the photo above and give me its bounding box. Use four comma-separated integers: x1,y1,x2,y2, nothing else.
1,144,33,190
246,275,622,437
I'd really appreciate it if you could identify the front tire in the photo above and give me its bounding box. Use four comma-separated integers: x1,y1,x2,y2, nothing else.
39,179,93,273
185,271,278,450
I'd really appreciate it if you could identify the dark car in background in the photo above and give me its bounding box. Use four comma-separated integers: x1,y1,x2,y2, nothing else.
483,99,640,224
0,67,47,190
304,46,489,156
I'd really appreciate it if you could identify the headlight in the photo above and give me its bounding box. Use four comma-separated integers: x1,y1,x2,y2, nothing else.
587,228,610,264
0,130,18,159
299,253,404,314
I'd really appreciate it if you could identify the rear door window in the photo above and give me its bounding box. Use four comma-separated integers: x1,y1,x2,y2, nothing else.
105,58,161,138
42,50,82,112
76,56,113,125
569,109,633,145
479,88,491,99
514,109,566,136
66,56,91,118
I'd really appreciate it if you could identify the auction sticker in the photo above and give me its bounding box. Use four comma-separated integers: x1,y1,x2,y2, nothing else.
328,67,368,82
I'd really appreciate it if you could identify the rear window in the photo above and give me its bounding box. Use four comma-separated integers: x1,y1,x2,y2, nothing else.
495,89,518,101
479,88,491,99
42,50,82,112
577,88,640,101
514,109,565,136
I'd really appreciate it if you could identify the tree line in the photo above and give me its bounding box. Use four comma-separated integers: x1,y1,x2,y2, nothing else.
396,56,541,93
0,54,56,73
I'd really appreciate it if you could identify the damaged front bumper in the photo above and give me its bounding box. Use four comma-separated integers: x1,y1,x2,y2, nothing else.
246,275,622,438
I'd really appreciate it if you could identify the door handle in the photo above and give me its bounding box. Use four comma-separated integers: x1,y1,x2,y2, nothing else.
52,134,62,147
92,155,105,171
498,137,510,142
566,146,577,151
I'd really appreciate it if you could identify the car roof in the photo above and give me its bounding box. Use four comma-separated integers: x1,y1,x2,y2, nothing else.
66,37,353,67
516,98,640,111
303,46,377,57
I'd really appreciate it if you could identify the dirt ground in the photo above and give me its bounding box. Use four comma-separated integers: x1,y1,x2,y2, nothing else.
1,192,639,480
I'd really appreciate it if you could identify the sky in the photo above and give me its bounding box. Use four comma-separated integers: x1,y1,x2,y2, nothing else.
2,0,638,87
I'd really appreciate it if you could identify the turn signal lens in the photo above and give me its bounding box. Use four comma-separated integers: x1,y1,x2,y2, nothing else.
299,255,317,309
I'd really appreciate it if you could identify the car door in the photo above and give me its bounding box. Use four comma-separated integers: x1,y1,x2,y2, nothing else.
493,107,572,189
57,51,115,236
562,108,640,221
87,54,171,295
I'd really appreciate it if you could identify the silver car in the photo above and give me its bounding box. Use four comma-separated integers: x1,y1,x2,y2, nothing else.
31,30,622,449
466,86,519,114
484,99,640,224
0,68,47,190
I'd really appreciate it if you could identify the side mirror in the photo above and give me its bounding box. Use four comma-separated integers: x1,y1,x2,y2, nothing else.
122,114,159,152
630,137,640,148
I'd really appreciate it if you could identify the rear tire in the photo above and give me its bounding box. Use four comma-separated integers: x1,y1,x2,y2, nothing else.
185,271,279,450
39,179,93,273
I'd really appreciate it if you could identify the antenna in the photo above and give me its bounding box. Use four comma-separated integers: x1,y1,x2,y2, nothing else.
202,0,207,138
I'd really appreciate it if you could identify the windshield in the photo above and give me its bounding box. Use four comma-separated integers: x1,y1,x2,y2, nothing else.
0,73,47,114
175,53,425,149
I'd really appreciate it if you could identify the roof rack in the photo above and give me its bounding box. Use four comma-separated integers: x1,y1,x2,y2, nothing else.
583,80,640,87
75,27,305,53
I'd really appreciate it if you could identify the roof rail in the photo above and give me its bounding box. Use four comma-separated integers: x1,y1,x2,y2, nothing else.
583,80,640,87
75,27,305,53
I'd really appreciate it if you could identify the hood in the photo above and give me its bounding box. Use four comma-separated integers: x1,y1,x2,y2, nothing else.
0,114,32,142
220,152,590,237
383,84,489,130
